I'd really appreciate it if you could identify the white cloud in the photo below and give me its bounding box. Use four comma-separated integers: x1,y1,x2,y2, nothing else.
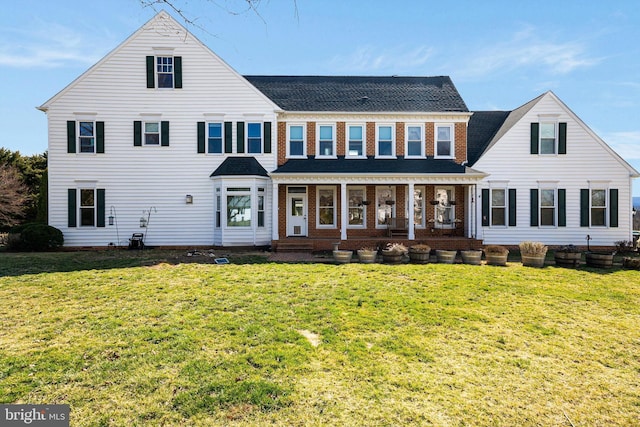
329,45,435,74
0,22,107,68
601,131,640,161
454,25,601,79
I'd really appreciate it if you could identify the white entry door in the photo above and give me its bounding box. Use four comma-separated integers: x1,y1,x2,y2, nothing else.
287,192,307,236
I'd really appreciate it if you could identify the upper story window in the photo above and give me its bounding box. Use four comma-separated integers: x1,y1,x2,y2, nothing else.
406,125,424,157
317,124,335,157
539,122,556,154
435,125,454,158
531,121,567,155
146,55,182,89
376,125,394,157
67,119,104,154
208,123,223,154
144,122,160,145
247,122,262,154
156,56,174,88
79,122,95,153
347,124,365,158
288,124,305,157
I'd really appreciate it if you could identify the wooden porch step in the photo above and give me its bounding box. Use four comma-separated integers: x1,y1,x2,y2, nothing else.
275,240,315,253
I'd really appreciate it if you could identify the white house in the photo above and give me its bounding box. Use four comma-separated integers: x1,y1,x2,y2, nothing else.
39,11,638,250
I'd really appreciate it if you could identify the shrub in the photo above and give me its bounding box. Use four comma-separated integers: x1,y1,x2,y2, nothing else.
556,244,580,253
410,244,431,252
484,245,508,255
615,240,635,254
519,241,548,256
383,243,408,255
8,223,63,251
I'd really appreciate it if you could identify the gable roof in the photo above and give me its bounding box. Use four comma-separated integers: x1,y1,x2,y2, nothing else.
244,75,468,113
210,157,269,177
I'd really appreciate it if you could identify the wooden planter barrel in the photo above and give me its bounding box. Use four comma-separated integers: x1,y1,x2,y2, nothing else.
408,248,431,264
586,252,614,268
485,252,509,266
357,250,378,264
521,254,546,268
436,250,457,264
333,250,353,264
381,251,404,264
554,252,581,268
461,250,482,265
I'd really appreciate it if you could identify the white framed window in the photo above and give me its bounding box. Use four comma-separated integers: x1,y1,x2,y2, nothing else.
406,124,424,157
207,122,223,154
317,124,335,157
247,122,262,154
348,187,366,228
347,124,366,158
79,188,96,227
376,125,395,157
539,122,557,154
144,122,160,145
590,189,607,227
490,189,507,226
434,187,455,227
376,186,395,227
435,124,454,158
227,187,252,227
414,186,425,228
287,124,306,157
156,56,174,88
78,121,95,153
540,188,556,226
317,186,336,227
215,187,221,228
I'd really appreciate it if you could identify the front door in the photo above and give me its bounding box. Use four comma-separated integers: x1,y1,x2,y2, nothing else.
287,192,307,237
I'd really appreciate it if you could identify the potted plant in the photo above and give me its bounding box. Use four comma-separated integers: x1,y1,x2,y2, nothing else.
332,249,353,264
408,244,431,264
357,247,378,264
554,245,582,268
436,249,457,264
461,249,483,265
519,241,548,268
484,245,509,266
586,251,615,268
381,243,407,264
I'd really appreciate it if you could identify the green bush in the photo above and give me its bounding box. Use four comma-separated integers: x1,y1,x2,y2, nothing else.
7,223,63,251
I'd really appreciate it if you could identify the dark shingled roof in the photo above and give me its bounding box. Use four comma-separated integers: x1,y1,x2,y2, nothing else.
210,157,268,177
272,156,468,175
244,75,468,112
467,111,510,166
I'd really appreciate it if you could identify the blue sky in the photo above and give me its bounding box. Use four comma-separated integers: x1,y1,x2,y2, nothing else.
1,0,639,195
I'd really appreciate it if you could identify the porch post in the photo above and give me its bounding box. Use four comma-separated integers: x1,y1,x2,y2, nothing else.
340,182,348,240
272,181,279,241
408,182,415,240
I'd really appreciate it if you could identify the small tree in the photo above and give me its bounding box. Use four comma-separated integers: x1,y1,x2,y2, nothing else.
0,163,29,228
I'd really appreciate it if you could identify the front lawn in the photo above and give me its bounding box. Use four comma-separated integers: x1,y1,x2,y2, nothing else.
0,251,639,426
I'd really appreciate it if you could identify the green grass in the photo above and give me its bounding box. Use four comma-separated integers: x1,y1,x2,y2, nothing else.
1,251,639,426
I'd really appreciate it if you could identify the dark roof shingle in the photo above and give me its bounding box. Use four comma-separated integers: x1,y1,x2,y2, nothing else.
210,157,268,177
244,75,468,112
466,111,510,166
272,156,468,175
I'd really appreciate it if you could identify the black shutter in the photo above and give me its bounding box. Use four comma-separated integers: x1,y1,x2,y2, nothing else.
508,189,517,227
96,121,105,153
68,189,77,227
67,121,76,153
197,122,206,153
224,122,233,153
481,189,489,226
161,121,170,146
558,189,566,227
174,56,182,88
134,121,142,146
558,122,567,154
580,189,589,227
530,189,539,226
237,121,245,153
146,56,155,88
530,123,539,155
610,189,618,228
264,122,272,154
96,189,105,228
